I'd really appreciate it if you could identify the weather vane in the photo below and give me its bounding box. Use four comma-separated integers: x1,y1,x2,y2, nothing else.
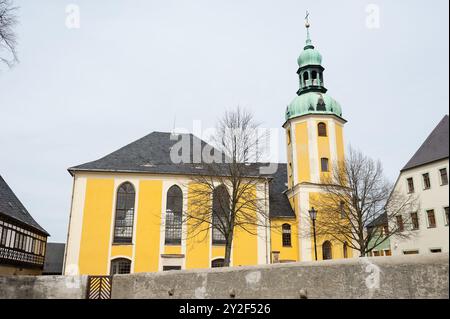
305,11,310,28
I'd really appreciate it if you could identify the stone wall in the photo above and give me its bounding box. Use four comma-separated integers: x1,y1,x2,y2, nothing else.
0,253,448,299
0,275,88,299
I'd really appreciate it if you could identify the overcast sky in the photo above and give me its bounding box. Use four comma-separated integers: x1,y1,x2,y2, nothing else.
0,0,448,242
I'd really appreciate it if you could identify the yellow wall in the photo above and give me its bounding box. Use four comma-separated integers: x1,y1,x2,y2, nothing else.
316,120,331,181
295,122,310,183
308,192,353,260
185,183,211,269
134,180,163,273
78,178,114,275
232,186,258,266
111,245,133,259
270,219,298,262
335,122,345,162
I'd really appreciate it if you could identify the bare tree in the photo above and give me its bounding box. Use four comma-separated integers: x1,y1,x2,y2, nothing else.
0,0,18,67
306,147,417,257
181,107,270,267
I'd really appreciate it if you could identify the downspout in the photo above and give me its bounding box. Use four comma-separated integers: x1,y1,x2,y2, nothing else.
265,177,270,264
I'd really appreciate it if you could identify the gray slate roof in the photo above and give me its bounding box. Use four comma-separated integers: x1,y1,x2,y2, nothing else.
402,115,449,171
70,131,295,218
0,175,49,235
268,164,295,218
43,242,65,274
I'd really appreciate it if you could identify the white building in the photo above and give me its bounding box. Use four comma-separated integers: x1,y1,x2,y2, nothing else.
390,115,449,256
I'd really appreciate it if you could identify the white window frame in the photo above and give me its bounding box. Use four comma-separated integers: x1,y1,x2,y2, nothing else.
421,172,431,190
443,206,449,226
405,176,415,194
425,208,437,228
438,167,448,186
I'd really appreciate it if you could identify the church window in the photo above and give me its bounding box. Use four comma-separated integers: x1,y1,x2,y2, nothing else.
282,224,292,247
312,70,318,85
321,158,329,172
165,185,183,245
212,185,229,245
211,258,225,268
303,71,309,86
110,258,131,275
318,122,327,136
343,242,348,258
113,182,135,243
322,241,332,260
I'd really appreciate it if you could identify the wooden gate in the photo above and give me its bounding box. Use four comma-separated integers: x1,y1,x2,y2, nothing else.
86,276,113,299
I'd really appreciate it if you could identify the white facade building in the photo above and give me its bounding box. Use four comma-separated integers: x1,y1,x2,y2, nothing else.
390,115,449,256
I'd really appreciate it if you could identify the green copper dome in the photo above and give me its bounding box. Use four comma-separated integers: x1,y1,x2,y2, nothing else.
297,46,322,67
285,92,342,120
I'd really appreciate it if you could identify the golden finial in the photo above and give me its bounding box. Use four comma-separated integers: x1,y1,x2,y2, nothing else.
305,11,310,28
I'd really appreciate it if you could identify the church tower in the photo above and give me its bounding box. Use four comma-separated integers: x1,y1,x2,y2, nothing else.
283,15,348,261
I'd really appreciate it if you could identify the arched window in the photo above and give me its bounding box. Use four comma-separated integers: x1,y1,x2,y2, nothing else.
113,182,135,243
303,71,309,86
165,185,183,245
282,224,292,247
212,185,229,245
317,122,327,137
320,158,329,172
343,242,348,258
322,241,332,260
110,258,131,275
311,70,318,85
211,258,225,268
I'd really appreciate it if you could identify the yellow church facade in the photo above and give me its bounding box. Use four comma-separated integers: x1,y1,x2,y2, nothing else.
63,23,353,276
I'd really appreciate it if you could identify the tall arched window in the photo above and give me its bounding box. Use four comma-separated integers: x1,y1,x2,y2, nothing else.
113,182,135,243
110,258,131,275
311,70,318,85
303,71,309,86
322,241,332,260
211,258,225,268
282,224,292,247
212,185,229,245
165,185,183,245
317,122,327,137
343,242,348,258
321,158,329,172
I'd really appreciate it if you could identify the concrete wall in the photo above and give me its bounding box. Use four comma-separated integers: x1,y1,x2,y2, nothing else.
112,253,449,299
0,253,448,299
0,275,88,299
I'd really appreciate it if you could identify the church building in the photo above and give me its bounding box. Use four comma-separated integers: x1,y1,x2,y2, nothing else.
63,21,353,276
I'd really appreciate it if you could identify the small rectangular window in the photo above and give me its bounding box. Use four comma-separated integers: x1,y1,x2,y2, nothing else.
407,178,415,193
422,173,431,189
384,250,392,256
396,215,404,232
403,250,419,255
430,248,442,253
321,158,329,172
162,266,182,271
427,209,436,228
440,168,448,185
411,212,419,230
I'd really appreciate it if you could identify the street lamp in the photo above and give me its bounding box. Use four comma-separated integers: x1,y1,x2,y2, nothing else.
309,207,318,261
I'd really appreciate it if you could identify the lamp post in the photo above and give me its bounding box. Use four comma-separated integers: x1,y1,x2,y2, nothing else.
309,207,318,261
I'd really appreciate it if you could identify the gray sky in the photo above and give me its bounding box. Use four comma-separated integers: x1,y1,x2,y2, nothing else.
0,0,448,242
